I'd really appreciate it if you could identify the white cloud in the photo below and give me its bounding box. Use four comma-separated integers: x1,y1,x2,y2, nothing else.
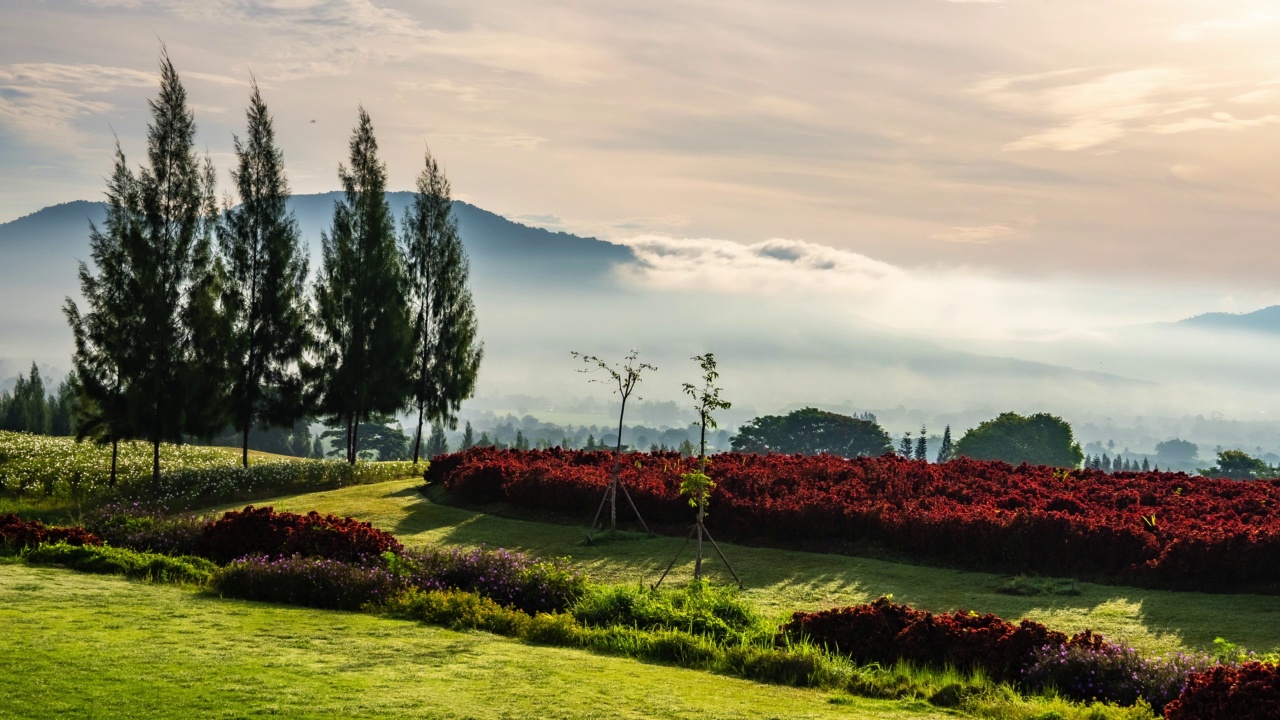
1171,10,1276,42
1146,112,1280,135
930,224,1017,244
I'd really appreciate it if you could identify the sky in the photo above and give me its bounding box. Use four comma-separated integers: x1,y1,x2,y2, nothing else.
7,0,1280,442
3,0,1280,288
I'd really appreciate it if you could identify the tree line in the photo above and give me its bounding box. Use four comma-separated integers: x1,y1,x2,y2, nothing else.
64,51,483,489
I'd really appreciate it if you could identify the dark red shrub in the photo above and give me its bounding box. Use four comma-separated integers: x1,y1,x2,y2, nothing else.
0,514,102,550
431,448,1280,590
1164,662,1280,720
197,505,403,564
776,597,1068,682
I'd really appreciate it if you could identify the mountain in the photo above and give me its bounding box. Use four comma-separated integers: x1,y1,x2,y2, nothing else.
0,194,1174,419
1178,306,1280,335
0,193,635,289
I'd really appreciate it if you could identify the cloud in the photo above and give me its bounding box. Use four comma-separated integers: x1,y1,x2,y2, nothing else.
1146,111,1280,135
1171,11,1276,42
930,224,1017,244
974,68,1216,151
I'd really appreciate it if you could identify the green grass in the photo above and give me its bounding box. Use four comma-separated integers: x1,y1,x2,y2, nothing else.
256,478,1280,657
0,565,952,720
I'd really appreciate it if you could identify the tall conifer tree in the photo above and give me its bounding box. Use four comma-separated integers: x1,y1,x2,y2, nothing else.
65,144,142,485
401,146,483,464
220,82,310,467
313,108,412,464
126,50,224,490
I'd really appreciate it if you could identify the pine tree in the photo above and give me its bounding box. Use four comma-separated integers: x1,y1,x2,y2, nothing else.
102,51,223,491
65,142,143,485
220,82,310,468
313,108,413,464
515,429,526,450
311,435,325,459
936,425,953,463
402,146,483,464
585,433,596,450
899,432,912,457
5,364,49,433
48,373,79,437
478,431,491,447
1142,457,1150,472
914,425,928,462
425,423,449,457
461,421,475,450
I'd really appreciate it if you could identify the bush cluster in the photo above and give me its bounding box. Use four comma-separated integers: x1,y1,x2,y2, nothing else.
778,597,1071,684
84,504,205,556
390,546,585,615
197,505,404,564
0,514,101,552
431,448,1280,589
571,581,761,643
24,543,215,584
1163,662,1280,720
211,554,401,611
1023,639,1214,714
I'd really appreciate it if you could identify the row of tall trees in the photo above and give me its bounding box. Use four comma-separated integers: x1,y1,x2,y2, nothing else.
0,363,79,436
65,52,482,488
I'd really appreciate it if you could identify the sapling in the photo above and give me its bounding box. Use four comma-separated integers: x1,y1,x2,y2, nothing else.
571,349,656,535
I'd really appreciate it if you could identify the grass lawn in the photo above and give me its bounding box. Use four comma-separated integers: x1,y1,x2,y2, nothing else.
0,565,950,720
254,478,1280,657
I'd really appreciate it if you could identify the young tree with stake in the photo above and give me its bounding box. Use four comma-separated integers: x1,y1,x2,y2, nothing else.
655,352,742,588
571,349,655,535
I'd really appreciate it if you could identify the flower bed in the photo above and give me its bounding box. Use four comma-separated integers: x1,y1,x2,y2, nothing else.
429,448,1280,588
0,514,101,551
197,505,404,564
1163,662,1280,720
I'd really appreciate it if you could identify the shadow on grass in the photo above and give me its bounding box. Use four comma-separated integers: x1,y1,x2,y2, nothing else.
364,481,1280,653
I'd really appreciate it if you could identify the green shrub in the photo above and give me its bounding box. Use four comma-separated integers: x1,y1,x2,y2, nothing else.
24,543,214,584
383,588,533,636
571,580,763,643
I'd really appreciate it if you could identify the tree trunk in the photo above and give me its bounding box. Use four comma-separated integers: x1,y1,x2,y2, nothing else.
351,415,361,465
611,398,626,531
695,502,704,581
109,439,118,488
412,401,425,465
151,438,161,497
242,425,251,468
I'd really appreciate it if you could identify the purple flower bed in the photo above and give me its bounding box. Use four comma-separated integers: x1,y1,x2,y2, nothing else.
393,546,586,615
1022,638,1216,713
212,554,401,611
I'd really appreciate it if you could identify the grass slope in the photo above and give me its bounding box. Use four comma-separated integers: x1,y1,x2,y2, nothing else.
255,479,1280,656
0,565,946,720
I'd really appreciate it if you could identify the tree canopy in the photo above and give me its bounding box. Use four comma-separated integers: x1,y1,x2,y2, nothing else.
952,412,1084,468
1201,449,1271,480
729,407,892,458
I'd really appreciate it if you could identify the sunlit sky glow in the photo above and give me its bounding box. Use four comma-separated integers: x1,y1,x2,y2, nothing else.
4,0,1280,329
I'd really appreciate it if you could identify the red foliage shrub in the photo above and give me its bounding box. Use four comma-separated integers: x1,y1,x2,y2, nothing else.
1164,662,1280,720
429,448,1280,588
776,597,1077,682
197,505,403,564
0,514,102,550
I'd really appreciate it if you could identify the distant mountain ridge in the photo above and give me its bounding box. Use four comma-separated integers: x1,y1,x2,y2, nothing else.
0,193,635,288
1178,306,1280,335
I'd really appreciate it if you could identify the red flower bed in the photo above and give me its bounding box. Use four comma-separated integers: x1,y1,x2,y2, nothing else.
776,597,1085,682
0,514,102,549
1163,662,1280,720
428,448,1280,588
197,506,404,564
